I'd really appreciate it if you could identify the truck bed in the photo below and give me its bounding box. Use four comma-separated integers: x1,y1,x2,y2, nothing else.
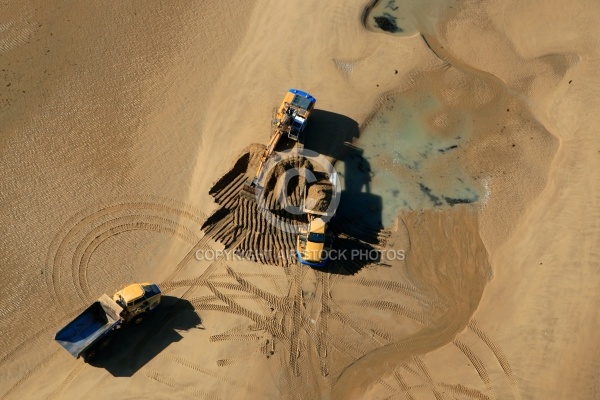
55,294,123,358
303,172,337,216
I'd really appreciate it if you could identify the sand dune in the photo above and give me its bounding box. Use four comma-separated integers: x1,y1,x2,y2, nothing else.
1,0,599,399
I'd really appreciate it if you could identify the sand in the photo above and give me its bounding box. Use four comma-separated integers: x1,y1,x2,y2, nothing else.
1,0,599,399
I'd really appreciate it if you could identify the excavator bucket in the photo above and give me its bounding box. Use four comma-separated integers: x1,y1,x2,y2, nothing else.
239,180,258,200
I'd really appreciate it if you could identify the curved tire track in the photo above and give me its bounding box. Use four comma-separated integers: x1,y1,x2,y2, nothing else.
72,216,198,303
46,198,205,311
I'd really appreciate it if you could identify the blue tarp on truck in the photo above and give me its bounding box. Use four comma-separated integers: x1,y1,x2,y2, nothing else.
54,294,123,358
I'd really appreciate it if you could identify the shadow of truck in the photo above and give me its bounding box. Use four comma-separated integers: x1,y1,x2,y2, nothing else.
87,296,201,377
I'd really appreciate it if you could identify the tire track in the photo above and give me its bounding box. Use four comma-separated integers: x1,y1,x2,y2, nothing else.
0,326,47,367
330,310,394,343
80,373,110,400
317,271,330,377
188,294,260,304
76,219,197,303
226,266,286,310
47,361,86,400
468,319,517,386
412,356,445,400
438,383,491,400
210,333,262,343
0,349,60,400
161,217,229,285
20,198,207,397
144,370,221,400
216,348,264,367
0,302,89,370
258,263,285,297
453,338,493,394
46,198,205,310
337,277,443,309
161,231,248,293
205,282,260,323
0,19,37,53
289,268,304,377
338,299,429,325
162,353,259,392
392,369,416,400
209,324,251,342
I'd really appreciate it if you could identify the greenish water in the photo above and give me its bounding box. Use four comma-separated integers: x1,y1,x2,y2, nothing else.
337,92,480,228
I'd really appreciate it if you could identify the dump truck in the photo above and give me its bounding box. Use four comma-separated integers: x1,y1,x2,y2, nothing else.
296,172,337,267
241,89,316,199
55,283,161,361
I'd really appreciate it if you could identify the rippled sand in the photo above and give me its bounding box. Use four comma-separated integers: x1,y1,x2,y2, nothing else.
1,0,599,399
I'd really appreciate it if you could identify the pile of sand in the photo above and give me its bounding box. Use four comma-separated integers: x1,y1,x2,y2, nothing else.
305,180,333,214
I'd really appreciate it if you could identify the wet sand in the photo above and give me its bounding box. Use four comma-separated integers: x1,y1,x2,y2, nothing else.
1,0,600,399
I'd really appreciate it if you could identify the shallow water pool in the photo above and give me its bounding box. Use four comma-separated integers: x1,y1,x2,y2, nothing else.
337,92,480,227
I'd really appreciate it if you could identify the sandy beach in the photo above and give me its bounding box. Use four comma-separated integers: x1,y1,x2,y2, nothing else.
1,0,600,399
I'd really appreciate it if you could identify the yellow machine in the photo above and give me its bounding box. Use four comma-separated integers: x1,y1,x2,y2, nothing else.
113,282,162,324
296,172,337,267
240,89,316,199
296,215,333,267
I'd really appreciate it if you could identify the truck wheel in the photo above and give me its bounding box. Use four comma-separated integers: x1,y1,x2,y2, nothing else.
133,312,147,325
83,348,97,362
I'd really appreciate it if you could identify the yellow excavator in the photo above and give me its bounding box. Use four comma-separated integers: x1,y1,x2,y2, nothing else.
240,89,316,200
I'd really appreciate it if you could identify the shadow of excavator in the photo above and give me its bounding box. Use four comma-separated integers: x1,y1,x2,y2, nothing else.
87,296,202,377
298,110,387,275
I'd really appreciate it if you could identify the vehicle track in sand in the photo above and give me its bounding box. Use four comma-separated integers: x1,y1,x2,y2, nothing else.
47,361,86,400
75,217,199,302
453,338,493,394
468,319,518,387
391,369,417,400
45,196,205,312
316,271,330,377
438,382,492,400
161,353,261,393
80,373,111,400
0,349,61,400
368,319,521,400
0,302,95,399
335,276,444,309
144,370,220,400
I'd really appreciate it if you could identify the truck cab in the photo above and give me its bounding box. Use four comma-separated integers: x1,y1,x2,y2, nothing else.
277,89,316,141
113,283,161,324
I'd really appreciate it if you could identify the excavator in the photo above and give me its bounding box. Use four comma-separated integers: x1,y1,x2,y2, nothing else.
240,89,316,200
